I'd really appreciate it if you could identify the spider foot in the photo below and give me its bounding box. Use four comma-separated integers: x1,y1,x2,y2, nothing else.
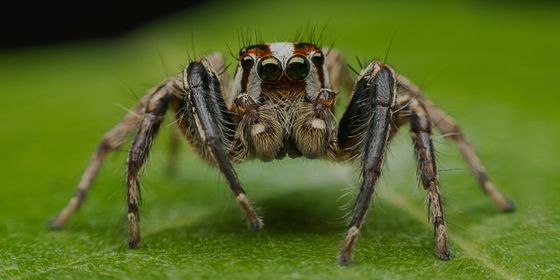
249,216,264,232
127,212,141,249
498,200,516,213
236,193,264,231
128,239,140,249
337,226,360,266
48,220,64,230
436,248,451,261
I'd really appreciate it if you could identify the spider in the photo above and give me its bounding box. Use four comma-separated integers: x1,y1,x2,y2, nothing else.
50,42,515,265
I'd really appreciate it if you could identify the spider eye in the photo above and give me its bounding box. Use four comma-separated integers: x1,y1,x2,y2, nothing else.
240,56,254,70
286,56,310,81
257,57,282,82
311,52,324,66
239,48,247,57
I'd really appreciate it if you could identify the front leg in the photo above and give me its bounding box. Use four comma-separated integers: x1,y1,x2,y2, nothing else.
181,60,263,231
337,61,397,264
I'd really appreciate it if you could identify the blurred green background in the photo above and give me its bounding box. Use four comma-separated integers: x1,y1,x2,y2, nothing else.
1,0,559,279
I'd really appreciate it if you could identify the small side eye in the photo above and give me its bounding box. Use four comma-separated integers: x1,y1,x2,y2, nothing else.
239,48,247,57
311,52,324,66
241,56,254,70
257,57,282,82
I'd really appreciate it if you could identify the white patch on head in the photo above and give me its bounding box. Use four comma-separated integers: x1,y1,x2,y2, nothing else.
269,42,294,66
233,55,262,102
311,118,326,129
270,42,323,101
246,66,261,101
306,64,321,101
233,42,329,103
251,123,266,136
231,66,244,106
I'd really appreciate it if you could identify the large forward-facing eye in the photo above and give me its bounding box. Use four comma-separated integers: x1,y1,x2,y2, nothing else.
257,57,282,82
286,56,310,81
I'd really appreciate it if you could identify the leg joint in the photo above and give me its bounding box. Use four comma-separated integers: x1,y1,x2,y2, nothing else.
96,139,114,154
433,216,445,227
420,170,438,187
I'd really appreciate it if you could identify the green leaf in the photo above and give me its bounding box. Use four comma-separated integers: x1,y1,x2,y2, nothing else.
1,1,559,279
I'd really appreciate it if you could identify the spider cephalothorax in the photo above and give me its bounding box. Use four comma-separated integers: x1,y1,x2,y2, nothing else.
229,42,337,161
50,41,515,265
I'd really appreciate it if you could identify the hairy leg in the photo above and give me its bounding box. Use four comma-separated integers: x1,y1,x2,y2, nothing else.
205,52,235,108
323,48,354,94
126,79,183,248
49,80,179,229
180,59,262,230
337,61,397,264
166,52,233,174
409,98,450,260
165,127,181,174
398,76,515,212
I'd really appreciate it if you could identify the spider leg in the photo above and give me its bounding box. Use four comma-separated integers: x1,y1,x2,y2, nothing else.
165,52,233,174
206,52,235,108
409,98,450,260
49,80,178,229
398,77,515,212
125,79,184,248
323,48,354,94
180,60,263,231
165,127,181,175
336,61,397,265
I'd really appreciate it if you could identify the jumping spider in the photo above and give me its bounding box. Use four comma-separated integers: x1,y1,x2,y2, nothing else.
50,42,515,264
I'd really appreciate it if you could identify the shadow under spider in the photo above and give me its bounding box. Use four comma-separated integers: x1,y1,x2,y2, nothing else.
56,179,509,256
142,187,435,242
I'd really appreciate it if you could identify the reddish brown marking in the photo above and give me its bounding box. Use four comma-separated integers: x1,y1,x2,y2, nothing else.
293,42,321,56
315,89,336,110
239,44,272,92
294,42,325,87
234,94,258,115
239,44,272,58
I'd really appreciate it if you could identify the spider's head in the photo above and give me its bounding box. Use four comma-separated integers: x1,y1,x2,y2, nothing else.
234,42,328,102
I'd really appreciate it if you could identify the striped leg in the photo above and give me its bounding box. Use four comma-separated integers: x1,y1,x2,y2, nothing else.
422,99,515,212
409,98,450,260
49,81,176,230
397,76,515,212
126,80,182,248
